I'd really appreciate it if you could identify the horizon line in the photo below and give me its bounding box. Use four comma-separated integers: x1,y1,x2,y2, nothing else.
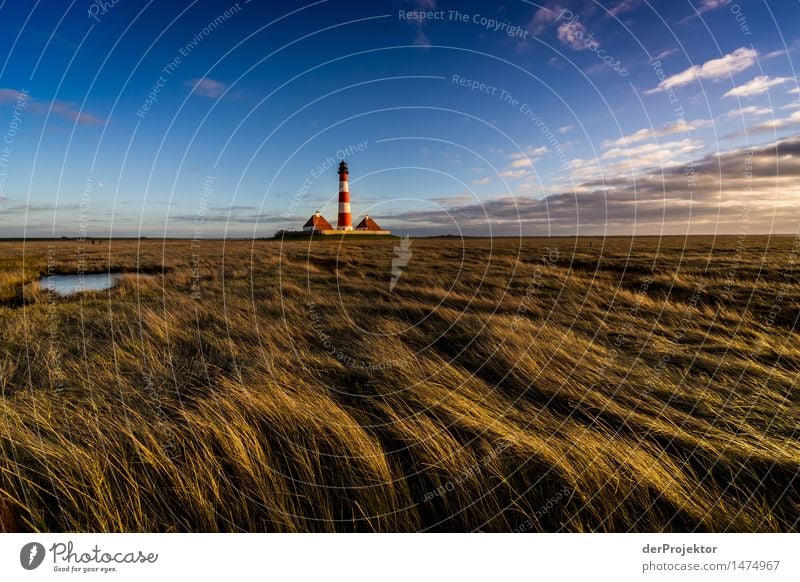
0,233,797,241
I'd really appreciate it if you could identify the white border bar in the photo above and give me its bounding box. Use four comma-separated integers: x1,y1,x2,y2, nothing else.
1,533,797,581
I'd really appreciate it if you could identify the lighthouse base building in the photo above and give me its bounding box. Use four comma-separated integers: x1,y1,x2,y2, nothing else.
283,159,391,237
297,214,391,236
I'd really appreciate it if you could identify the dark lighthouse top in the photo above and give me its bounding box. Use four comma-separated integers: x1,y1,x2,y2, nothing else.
338,161,348,175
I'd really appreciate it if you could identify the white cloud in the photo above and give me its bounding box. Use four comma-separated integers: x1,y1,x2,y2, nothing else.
557,21,594,50
501,168,530,179
568,137,704,183
746,111,800,134
602,138,702,163
502,146,549,179
530,5,566,35
645,47,757,94
609,0,641,16
557,124,575,134
405,0,436,46
413,29,431,47
510,145,549,161
0,87,105,125
676,1,741,24
654,48,680,61
186,77,227,98
509,158,534,169
531,5,601,51
726,106,773,118
603,118,710,148
0,88,24,102
697,0,728,12
472,176,491,186
724,75,792,98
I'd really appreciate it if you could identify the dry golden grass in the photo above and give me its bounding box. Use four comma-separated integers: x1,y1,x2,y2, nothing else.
0,235,798,532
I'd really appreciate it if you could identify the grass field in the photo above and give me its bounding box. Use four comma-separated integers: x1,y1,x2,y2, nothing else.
0,236,798,532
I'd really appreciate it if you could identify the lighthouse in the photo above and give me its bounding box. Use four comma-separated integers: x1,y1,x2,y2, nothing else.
292,156,390,237
337,160,353,230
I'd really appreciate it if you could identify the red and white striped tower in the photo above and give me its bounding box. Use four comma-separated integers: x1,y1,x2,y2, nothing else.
337,160,353,230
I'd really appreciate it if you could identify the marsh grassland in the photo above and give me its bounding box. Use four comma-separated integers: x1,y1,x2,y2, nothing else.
0,236,798,532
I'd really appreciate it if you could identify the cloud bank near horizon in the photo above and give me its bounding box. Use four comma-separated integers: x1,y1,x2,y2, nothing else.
386,134,800,237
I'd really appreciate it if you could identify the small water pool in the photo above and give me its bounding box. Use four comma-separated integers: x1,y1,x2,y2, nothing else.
40,272,152,296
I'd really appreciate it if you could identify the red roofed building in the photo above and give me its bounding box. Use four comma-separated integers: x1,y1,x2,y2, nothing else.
355,215,383,231
303,211,333,232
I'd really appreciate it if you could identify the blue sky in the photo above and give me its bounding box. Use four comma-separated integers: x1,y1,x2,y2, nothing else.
0,0,798,237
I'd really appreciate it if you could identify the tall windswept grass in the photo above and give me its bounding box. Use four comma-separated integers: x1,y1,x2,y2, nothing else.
0,236,798,532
